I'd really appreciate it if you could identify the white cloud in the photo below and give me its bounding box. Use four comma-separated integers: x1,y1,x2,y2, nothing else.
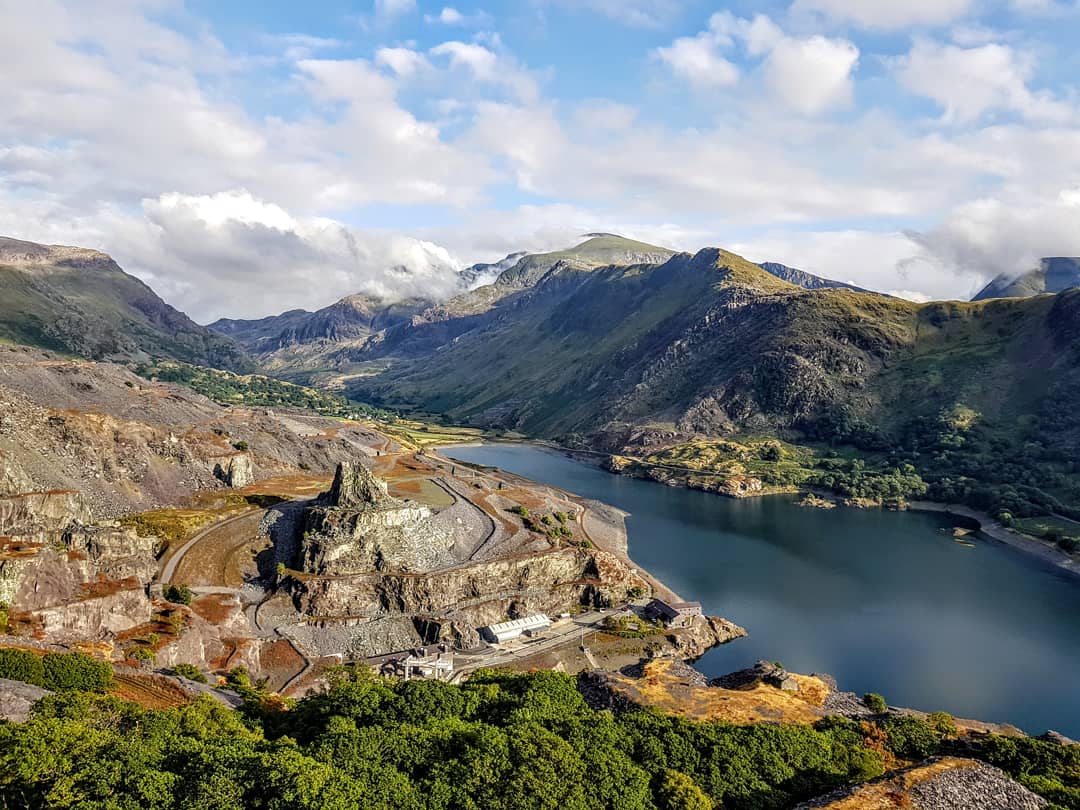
131,190,467,321
653,27,740,87
429,40,540,102
904,189,1080,286
655,13,858,115
894,39,1071,123
375,46,431,77
794,0,974,29
424,7,492,26
762,35,859,115
374,0,416,22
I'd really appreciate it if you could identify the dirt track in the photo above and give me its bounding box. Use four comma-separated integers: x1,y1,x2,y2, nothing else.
167,510,267,588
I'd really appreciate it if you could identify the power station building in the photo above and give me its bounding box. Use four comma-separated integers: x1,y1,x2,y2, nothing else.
482,614,552,643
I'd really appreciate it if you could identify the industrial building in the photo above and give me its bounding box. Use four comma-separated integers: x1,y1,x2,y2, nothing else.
482,614,552,643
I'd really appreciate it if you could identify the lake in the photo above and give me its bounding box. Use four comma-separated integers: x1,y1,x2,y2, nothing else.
446,443,1080,737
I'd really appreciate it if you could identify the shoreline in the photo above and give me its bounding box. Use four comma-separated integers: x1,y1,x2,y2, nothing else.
439,438,1080,581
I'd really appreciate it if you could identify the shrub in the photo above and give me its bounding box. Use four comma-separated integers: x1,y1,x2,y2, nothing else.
42,652,113,692
927,711,958,738
172,663,207,684
0,647,45,686
1056,536,1079,553
628,585,646,600
232,440,249,451
879,716,941,759
129,648,155,664
510,505,530,518
863,692,888,713
164,584,193,606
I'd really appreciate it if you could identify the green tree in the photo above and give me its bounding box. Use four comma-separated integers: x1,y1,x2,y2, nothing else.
655,769,713,810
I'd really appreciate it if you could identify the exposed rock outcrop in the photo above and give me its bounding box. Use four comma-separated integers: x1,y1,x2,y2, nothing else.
0,678,51,722
0,485,156,641
297,462,456,574
668,614,747,658
795,757,1047,809
214,453,254,488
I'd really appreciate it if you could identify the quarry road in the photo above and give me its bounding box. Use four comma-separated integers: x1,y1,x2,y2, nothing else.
160,509,263,586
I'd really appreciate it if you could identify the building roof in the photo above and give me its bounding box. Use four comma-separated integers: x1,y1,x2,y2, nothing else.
486,614,551,635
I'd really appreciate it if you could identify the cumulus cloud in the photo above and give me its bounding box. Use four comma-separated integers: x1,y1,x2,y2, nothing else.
126,190,468,322
894,39,1071,124
904,189,1080,284
375,46,432,77
655,13,859,115
653,26,740,87
429,40,540,102
793,0,974,29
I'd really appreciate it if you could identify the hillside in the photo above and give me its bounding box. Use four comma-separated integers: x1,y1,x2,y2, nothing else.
0,236,249,370
209,294,429,354
342,246,1080,519
973,257,1080,301
759,261,877,294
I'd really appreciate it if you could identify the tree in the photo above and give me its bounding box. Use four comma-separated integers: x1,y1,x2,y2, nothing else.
164,584,194,605
655,769,713,810
863,693,887,713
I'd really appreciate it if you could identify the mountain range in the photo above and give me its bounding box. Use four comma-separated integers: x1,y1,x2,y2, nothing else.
2,231,1079,518
0,236,249,371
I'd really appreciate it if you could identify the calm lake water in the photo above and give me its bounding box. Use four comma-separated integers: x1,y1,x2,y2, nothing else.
446,443,1080,737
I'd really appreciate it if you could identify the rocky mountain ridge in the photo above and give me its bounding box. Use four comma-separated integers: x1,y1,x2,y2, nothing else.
0,236,249,371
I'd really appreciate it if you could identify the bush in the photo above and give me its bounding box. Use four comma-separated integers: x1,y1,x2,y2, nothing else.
927,711,958,738
1056,536,1079,553
129,648,155,664
42,652,113,692
172,663,207,684
164,584,193,605
0,648,45,686
863,692,887,713
232,440,249,451
880,716,941,759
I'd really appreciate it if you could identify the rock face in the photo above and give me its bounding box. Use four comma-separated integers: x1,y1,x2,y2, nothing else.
0,678,51,722
0,488,155,640
795,757,1047,810
288,463,646,656
711,659,799,691
297,462,456,574
214,453,254,488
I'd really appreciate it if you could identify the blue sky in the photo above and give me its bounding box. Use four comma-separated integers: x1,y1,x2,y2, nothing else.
3,0,1080,319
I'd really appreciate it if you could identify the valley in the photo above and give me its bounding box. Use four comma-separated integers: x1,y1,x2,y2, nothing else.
0,233,1078,809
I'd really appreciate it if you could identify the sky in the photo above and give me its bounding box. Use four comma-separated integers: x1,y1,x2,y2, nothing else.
3,0,1080,321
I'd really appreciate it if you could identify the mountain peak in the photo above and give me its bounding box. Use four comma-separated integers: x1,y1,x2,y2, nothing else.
972,257,1080,301
0,235,111,268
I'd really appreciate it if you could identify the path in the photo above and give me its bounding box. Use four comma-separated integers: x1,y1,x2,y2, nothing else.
160,510,261,584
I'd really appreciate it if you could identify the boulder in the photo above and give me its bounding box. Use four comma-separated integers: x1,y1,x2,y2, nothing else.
0,678,51,722
214,453,254,488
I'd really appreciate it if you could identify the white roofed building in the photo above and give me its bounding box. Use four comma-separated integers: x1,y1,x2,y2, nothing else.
482,614,552,644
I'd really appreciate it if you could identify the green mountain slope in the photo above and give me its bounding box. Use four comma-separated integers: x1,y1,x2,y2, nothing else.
344,245,1080,518
0,236,250,370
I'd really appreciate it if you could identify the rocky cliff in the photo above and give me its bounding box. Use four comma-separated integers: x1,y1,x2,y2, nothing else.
297,462,456,574
0,488,156,641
